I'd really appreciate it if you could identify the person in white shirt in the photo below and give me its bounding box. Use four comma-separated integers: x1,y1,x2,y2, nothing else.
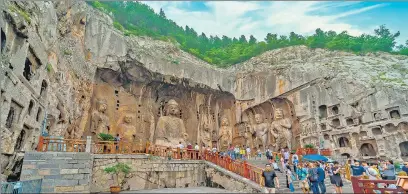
177,142,184,159
283,150,290,164
246,146,251,160
194,143,199,150
291,153,299,172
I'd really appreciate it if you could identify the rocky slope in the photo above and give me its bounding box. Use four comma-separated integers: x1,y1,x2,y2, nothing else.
1,1,408,181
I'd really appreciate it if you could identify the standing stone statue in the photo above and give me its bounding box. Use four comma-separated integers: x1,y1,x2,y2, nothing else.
252,114,269,151
200,123,212,147
154,99,188,147
218,117,232,151
118,115,138,142
270,108,292,151
91,99,110,135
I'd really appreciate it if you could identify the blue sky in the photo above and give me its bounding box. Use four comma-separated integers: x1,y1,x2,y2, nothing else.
142,1,408,45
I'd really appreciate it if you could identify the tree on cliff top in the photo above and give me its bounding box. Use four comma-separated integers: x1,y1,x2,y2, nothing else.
89,1,408,68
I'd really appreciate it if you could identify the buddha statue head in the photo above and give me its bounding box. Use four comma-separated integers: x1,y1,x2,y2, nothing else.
274,108,284,119
166,99,180,116
97,99,107,113
221,117,229,127
124,115,132,124
255,114,263,124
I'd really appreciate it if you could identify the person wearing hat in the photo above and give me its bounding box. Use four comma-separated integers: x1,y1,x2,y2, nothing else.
402,162,408,174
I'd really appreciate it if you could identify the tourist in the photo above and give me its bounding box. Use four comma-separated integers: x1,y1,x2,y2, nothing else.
283,149,290,164
246,146,251,160
228,144,234,159
240,146,246,160
366,163,380,180
297,163,310,194
177,141,184,159
194,143,199,151
166,147,173,160
212,146,217,154
286,165,295,192
234,145,240,160
271,159,282,173
266,148,272,161
280,156,286,172
316,161,326,194
275,153,280,164
256,148,262,160
307,163,319,194
262,164,280,193
382,160,396,180
350,160,365,177
332,161,344,194
114,134,120,151
292,152,299,173
326,163,335,187
402,162,408,174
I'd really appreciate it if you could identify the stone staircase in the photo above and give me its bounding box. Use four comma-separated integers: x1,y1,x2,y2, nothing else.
247,159,353,193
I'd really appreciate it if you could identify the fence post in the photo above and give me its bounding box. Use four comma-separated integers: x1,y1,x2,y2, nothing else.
36,136,44,152
86,136,92,153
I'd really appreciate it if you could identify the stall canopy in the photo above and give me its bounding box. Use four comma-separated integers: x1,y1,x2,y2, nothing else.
302,154,329,162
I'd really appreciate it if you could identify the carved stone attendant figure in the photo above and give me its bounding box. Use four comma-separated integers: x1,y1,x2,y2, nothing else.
252,114,269,151
270,108,292,150
91,99,110,135
218,117,232,151
200,123,212,148
154,99,188,147
118,115,139,142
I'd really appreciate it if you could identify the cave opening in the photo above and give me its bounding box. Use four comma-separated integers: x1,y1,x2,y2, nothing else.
390,110,400,119
23,58,33,81
400,141,408,157
346,118,354,126
6,107,15,128
320,123,327,131
338,137,350,148
331,106,339,115
14,129,26,151
1,29,6,53
341,153,351,159
319,105,327,118
28,100,34,115
40,80,48,98
359,131,368,138
360,143,377,156
372,127,382,135
332,118,340,128
384,123,397,133
36,107,42,122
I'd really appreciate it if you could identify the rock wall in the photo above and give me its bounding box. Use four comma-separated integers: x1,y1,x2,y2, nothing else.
2,0,408,180
20,152,92,193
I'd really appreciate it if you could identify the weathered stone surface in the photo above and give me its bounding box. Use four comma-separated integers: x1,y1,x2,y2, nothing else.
2,0,408,181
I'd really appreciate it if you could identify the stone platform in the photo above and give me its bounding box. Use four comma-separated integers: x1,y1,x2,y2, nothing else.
121,187,237,193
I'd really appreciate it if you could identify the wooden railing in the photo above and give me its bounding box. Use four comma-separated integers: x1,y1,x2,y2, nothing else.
351,176,407,194
37,136,86,152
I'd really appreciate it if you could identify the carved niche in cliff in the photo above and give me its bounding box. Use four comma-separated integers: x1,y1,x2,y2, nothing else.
154,99,188,147
240,98,298,151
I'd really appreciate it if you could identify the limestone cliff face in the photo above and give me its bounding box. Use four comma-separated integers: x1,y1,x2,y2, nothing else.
1,1,408,181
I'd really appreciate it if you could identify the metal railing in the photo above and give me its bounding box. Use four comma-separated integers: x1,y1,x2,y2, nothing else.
1,179,42,194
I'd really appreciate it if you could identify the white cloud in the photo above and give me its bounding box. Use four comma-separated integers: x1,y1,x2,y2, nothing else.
142,1,387,41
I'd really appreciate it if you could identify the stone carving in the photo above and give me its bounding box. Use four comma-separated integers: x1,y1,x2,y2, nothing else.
91,99,110,135
270,108,292,150
154,99,188,147
118,115,138,142
252,114,268,150
200,123,212,147
218,117,232,151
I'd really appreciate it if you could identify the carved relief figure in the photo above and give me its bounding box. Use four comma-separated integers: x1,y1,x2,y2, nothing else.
90,99,110,135
154,99,188,147
252,114,269,150
218,117,232,151
270,108,292,150
118,115,139,142
200,123,212,147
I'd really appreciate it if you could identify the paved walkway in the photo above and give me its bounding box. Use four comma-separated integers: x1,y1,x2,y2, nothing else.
121,187,237,193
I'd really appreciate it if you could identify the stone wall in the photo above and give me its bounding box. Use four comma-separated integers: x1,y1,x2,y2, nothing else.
20,152,92,193
91,154,207,192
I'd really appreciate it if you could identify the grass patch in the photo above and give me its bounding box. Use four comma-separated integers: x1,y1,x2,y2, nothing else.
171,59,180,65
63,50,72,55
46,63,53,72
9,5,31,24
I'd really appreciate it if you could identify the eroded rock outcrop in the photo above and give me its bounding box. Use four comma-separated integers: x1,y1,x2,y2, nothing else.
1,0,408,181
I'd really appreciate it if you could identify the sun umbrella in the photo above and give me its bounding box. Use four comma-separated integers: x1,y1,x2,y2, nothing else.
302,154,329,162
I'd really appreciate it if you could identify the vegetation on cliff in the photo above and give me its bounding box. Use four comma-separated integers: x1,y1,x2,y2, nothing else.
89,1,408,68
